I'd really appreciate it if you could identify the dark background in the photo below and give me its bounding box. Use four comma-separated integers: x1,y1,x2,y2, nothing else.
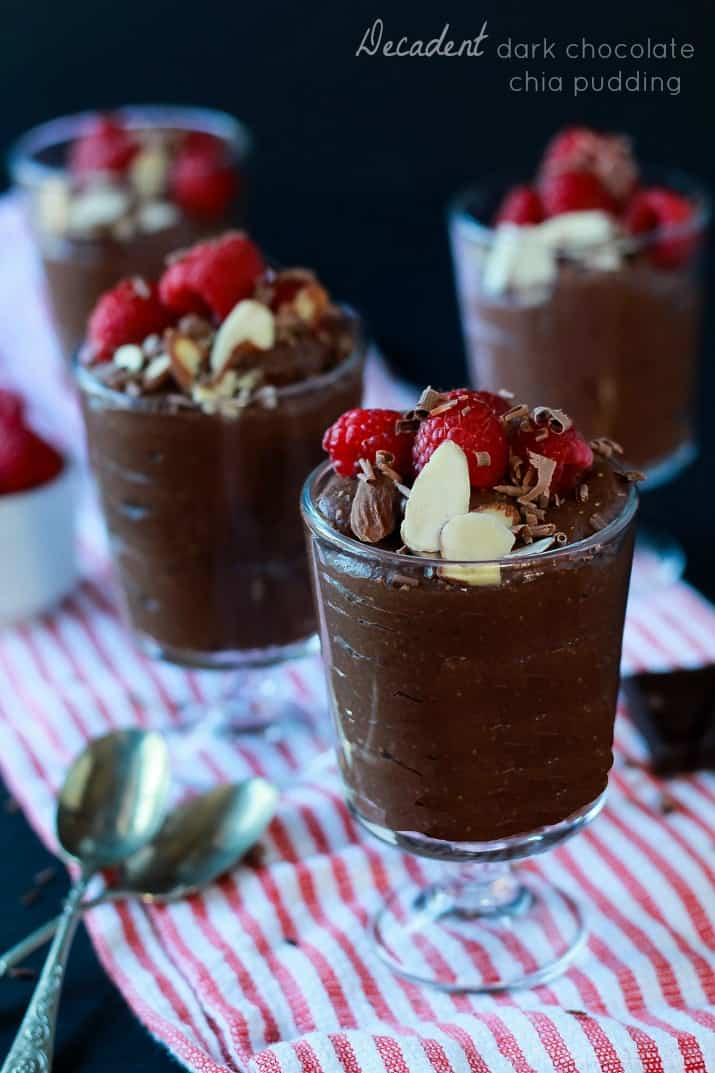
0,2,712,1068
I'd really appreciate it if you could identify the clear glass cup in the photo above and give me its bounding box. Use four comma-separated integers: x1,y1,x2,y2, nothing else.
448,169,708,486
9,105,252,358
302,462,637,991
77,319,364,733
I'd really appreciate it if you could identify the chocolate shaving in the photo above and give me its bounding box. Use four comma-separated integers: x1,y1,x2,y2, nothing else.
391,573,419,588
620,469,646,484
395,417,421,435
357,458,375,482
590,437,624,459
589,512,609,532
494,484,524,498
414,386,443,416
534,428,549,442
518,452,557,505
578,483,589,503
500,404,529,426
8,966,36,980
555,531,568,545
532,406,572,434
529,523,557,538
475,451,491,468
429,398,460,417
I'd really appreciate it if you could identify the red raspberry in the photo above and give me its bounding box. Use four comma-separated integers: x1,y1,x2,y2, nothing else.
322,409,414,478
624,187,698,269
0,390,24,430
539,127,638,206
0,429,63,495
170,132,237,220
541,171,616,217
494,185,544,226
449,389,512,417
69,116,139,178
88,278,170,362
413,394,508,488
512,425,593,493
158,233,265,320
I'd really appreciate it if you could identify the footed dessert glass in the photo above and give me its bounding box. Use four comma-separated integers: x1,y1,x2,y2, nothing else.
77,327,364,735
9,105,251,358
448,170,708,486
302,462,637,991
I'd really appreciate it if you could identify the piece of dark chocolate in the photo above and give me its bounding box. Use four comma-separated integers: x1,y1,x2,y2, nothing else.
622,666,715,775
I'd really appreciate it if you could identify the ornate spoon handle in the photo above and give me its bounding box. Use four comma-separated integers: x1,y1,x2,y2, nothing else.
0,876,89,1073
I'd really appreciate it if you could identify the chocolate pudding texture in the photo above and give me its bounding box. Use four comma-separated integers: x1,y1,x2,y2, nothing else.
307,451,636,844
457,252,701,472
83,357,362,659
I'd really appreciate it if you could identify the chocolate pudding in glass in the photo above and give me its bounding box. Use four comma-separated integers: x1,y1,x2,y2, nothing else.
77,233,364,709
9,106,250,358
302,387,638,990
449,127,708,485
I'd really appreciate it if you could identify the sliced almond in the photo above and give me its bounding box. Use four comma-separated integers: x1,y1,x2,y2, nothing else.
36,177,70,236
143,354,171,392
209,300,275,375
113,344,145,374
129,146,170,199
400,440,470,553
507,536,556,557
166,331,205,391
439,512,515,587
473,500,521,527
293,282,330,324
67,185,130,235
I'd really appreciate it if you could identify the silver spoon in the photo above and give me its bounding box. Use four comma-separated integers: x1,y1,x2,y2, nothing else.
1,729,170,1073
0,779,278,976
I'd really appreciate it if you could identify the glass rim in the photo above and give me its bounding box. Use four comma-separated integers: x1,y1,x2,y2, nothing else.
448,165,711,250
7,104,253,188
301,459,638,570
74,305,366,412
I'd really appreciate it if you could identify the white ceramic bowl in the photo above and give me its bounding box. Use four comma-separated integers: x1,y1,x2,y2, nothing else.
0,461,78,626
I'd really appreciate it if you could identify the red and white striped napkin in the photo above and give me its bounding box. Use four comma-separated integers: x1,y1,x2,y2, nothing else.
0,197,714,1073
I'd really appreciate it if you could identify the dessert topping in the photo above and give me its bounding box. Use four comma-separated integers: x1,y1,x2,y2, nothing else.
69,116,140,178
158,232,265,319
209,299,275,376
400,440,470,553
88,278,170,363
495,185,544,226
538,126,639,207
166,331,206,391
625,187,698,269
438,511,515,587
513,424,594,493
541,170,616,217
322,408,414,478
350,472,401,544
169,131,237,220
412,391,508,488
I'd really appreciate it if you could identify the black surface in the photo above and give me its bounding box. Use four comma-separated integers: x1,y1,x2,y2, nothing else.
0,783,177,1072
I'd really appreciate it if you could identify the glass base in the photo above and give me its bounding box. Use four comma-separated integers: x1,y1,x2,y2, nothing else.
137,630,320,671
358,793,605,992
640,438,696,490
374,869,585,992
630,525,686,598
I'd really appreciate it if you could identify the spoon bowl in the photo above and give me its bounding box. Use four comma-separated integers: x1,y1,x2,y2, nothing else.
120,778,279,900
57,729,171,867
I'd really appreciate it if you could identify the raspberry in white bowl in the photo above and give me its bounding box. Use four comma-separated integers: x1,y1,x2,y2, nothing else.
0,391,77,625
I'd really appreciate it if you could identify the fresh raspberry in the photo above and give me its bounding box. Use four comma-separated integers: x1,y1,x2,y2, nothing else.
88,278,170,362
494,185,544,226
541,171,616,217
539,127,638,206
512,425,593,493
413,395,508,488
158,233,265,320
170,132,237,219
0,390,24,430
322,409,414,478
69,116,139,178
624,187,698,269
448,389,512,417
0,428,63,495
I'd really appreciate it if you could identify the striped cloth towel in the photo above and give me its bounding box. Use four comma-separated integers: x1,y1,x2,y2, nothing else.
0,196,714,1073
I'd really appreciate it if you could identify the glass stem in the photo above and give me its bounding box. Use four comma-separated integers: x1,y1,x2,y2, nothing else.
438,861,527,918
